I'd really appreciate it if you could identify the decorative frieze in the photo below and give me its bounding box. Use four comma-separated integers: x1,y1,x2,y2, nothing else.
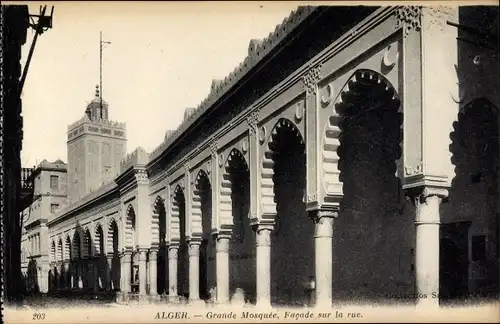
404,162,423,176
395,6,422,37
209,141,218,158
246,110,259,135
134,169,149,186
302,63,322,97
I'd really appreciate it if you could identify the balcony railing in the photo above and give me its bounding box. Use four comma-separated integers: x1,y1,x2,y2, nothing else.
21,167,35,189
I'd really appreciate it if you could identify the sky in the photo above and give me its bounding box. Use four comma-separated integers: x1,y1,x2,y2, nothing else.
12,1,301,167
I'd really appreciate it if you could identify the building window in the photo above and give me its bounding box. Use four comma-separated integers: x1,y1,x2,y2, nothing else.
50,203,59,214
50,175,59,189
472,235,486,261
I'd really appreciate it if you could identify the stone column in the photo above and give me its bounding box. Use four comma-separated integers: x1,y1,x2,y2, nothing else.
216,235,230,304
64,261,70,290
56,263,61,290
40,264,49,293
411,187,448,308
106,255,113,291
188,241,203,305
92,259,99,292
149,250,158,297
121,252,132,294
138,249,148,296
168,244,179,302
164,249,169,295
314,210,336,308
256,226,272,307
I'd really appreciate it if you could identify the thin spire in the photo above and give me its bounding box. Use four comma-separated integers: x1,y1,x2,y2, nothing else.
100,31,111,119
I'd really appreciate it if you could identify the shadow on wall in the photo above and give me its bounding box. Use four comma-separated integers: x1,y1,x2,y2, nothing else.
332,70,413,304
443,98,499,303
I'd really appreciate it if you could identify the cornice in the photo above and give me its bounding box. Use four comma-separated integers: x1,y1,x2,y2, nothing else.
47,181,119,226
147,6,319,166
49,199,121,233
147,7,393,180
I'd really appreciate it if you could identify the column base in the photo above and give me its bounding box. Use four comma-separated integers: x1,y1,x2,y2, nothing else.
313,300,333,310
416,296,439,309
255,300,272,309
188,299,206,308
148,294,161,303
214,300,231,308
168,295,180,304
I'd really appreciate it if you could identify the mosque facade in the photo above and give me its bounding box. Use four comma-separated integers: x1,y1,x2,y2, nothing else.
20,6,499,307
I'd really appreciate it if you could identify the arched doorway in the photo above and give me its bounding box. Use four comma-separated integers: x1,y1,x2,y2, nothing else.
266,118,312,307
194,170,215,301
72,231,82,289
83,228,93,289
222,148,255,303
172,186,189,298
95,224,105,291
125,206,137,293
333,69,405,302
107,219,120,291
64,235,72,289
446,98,499,301
153,198,168,295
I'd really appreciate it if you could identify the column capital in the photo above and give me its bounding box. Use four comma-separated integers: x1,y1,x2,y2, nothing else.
168,245,178,260
405,185,449,204
313,209,336,239
121,252,132,263
256,225,273,247
188,242,201,257
167,243,179,251
313,209,339,222
216,234,231,253
149,249,158,259
138,249,148,261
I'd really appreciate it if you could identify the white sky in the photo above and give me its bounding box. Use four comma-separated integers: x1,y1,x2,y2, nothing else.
13,1,301,167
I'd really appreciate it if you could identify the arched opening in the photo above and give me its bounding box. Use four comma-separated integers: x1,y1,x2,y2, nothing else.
57,238,64,289
51,240,56,263
173,187,189,298
445,98,499,302
126,206,137,292
224,148,254,303
72,231,82,289
267,118,312,306
27,259,39,293
95,224,104,291
154,198,168,296
334,69,405,302
195,170,215,300
65,235,72,289
108,219,120,291
83,228,93,289
50,241,56,292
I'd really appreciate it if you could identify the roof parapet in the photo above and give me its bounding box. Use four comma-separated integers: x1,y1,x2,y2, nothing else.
68,115,126,131
148,6,316,163
120,146,150,173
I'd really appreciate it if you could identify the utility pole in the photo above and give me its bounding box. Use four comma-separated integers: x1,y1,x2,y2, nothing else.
100,31,111,119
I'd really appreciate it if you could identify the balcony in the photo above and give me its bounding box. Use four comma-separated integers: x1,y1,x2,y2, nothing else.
20,167,35,211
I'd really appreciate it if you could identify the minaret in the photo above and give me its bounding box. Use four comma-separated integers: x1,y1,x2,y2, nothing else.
66,87,127,202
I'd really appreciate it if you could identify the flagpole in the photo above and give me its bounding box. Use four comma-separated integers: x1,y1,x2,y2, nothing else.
100,32,111,119
100,31,103,119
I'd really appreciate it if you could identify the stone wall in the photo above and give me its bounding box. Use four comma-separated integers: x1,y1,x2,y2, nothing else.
1,4,29,303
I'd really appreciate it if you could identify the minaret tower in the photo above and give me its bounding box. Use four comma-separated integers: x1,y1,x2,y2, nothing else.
66,86,127,202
